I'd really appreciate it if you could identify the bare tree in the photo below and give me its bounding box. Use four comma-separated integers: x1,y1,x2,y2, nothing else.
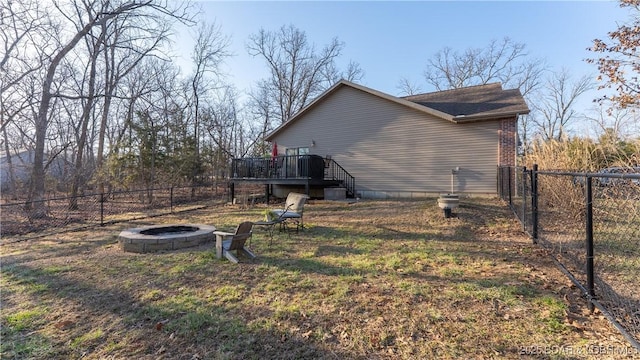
420,37,546,158
424,37,545,97
67,21,107,208
396,77,423,96
204,86,243,165
142,59,186,190
247,24,363,126
187,22,230,190
248,84,276,155
22,0,193,217
0,0,51,197
107,58,163,160
531,69,594,141
0,0,50,118
518,114,534,156
319,59,364,86
585,104,639,140
95,13,174,193
102,58,174,190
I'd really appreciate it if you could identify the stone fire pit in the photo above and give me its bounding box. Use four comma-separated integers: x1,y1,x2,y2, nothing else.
118,224,216,253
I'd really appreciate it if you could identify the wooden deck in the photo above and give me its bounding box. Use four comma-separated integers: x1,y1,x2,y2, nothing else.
230,155,355,199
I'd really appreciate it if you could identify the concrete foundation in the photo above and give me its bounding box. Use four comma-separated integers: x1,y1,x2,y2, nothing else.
324,187,346,200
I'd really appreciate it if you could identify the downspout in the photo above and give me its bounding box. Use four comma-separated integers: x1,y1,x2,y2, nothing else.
515,113,520,166
513,113,520,198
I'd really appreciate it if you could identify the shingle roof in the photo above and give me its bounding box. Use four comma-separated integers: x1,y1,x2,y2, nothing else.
402,82,530,121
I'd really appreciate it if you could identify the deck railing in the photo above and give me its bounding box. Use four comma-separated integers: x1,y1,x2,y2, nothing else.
325,159,356,197
231,155,356,197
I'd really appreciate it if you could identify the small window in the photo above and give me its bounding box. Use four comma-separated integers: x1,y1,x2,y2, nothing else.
286,147,309,156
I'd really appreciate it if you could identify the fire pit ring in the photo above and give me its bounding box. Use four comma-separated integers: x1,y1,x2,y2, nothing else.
118,224,216,253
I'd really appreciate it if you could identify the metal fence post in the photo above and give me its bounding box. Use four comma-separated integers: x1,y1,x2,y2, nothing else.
265,184,270,205
522,167,527,232
497,166,502,199
170,186,174,213
229,182,235,204
531,164,538,243
496,166,499,197
508,166,512,207
585,176,596,312
100,192,104,226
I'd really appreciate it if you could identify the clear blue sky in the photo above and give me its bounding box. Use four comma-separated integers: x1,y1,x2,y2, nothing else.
180,1,631,108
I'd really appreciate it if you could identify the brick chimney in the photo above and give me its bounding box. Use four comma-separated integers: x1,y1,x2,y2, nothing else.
499,117,517,167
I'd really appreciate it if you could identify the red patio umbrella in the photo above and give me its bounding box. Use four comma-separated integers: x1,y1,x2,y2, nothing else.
271,142,278,167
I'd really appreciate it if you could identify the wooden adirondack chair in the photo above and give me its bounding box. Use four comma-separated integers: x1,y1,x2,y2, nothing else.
213,221,256,263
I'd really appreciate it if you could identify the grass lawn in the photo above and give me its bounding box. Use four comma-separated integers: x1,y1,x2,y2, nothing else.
1,197,634,359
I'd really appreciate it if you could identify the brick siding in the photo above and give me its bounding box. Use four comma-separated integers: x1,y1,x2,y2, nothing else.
499,117,517,166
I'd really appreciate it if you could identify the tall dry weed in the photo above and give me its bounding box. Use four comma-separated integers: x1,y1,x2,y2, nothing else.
524,138,639,171
523,138,639,219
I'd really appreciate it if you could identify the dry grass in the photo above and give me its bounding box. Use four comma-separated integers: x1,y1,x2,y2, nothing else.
525,138,640,171
1,197,636,359
525,138,640,224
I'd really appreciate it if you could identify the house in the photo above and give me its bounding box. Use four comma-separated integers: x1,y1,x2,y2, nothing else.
231,80,529,199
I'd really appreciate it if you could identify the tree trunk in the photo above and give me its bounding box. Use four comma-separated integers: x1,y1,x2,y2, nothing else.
70,31,103,210
27,18,99,218
2,127,17,200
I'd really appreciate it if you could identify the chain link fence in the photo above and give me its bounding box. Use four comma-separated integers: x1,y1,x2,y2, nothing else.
498,165,640,350
0,184,236,240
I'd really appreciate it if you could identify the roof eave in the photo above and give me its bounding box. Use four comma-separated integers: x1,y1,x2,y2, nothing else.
452,109,530,123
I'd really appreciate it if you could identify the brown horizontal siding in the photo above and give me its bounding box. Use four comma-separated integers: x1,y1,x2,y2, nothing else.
273,86,500,194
